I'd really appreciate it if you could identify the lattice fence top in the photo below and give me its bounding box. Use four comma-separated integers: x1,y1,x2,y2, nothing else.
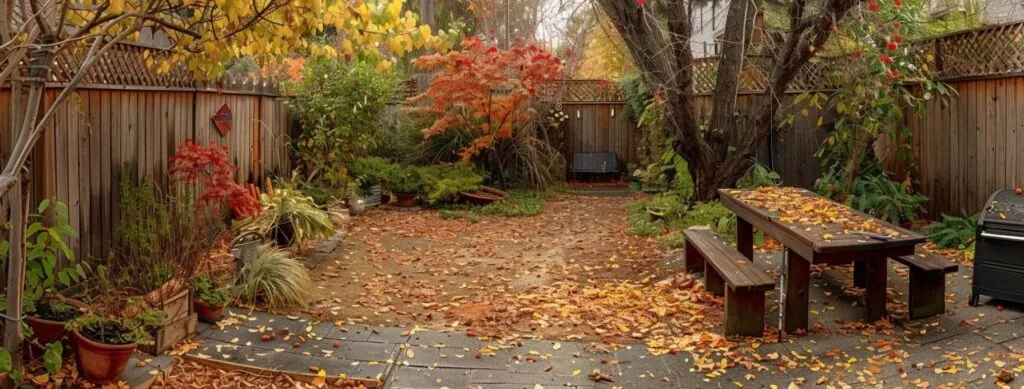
32,21,1024,99
920,22,1024,80
537,80,626,102
45,42,286,94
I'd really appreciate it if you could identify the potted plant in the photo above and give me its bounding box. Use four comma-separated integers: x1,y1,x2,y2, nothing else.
24,296,88,358
243,189,335,246
348,157,397,207
193,274,231,323
8,200,88,358
384,168,422,208
68,309,164,384
630,167,644,192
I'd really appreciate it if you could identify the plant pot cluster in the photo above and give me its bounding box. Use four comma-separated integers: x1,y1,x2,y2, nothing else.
19,282,232,385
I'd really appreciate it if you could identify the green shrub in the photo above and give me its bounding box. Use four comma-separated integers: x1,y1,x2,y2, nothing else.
678,201,736,241
243,189,335,245
348,157,398,186
737,163,782,189
286,59,400,185
417,164,484,205
237,244,314,310
645,192,688,221
851,175,927,224
194,274,232,307
659,233,686,249
473,190,548,217
926,212,978,249
620,73,652,122
384,167,424,194
626,200,664,237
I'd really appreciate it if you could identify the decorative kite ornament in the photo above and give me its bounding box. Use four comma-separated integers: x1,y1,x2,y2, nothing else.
212,104,233,137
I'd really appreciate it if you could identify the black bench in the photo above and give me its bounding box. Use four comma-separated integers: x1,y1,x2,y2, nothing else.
683,228,775,337
892,251,958,319
569,152,619,180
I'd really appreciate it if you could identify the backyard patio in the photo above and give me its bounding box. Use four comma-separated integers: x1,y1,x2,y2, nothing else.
5,0,1024,387
184,190,1024,388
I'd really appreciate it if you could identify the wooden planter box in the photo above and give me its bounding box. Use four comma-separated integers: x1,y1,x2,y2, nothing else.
139,288,196,355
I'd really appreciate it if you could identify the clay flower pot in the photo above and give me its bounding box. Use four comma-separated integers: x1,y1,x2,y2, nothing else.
394,192,418,208
194,300,225,323
25,298,88,359
72,330,137,384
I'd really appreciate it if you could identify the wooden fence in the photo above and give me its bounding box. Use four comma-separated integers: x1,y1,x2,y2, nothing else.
546,22,1024,216
1,55,292,261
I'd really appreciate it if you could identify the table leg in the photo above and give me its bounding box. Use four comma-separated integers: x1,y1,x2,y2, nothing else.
853,261,866,288
737,218,753,261
864,255,888,322
784,249,810,333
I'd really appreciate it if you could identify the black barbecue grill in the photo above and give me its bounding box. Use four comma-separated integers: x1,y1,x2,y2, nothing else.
970,189,1024,306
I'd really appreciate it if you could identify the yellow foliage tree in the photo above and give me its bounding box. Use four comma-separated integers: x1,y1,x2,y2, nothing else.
0,0,455,366
575,10,634,80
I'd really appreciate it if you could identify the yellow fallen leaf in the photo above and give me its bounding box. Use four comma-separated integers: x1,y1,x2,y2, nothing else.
572,369,582,376
312,370,327,387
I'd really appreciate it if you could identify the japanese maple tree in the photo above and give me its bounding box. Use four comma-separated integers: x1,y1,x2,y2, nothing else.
169,141,262,220
409,38,563,158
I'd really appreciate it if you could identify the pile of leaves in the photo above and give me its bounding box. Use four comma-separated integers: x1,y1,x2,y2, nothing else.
446,274,732,357
731,187,902,238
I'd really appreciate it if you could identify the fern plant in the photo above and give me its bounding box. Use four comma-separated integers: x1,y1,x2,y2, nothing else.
926,212,978,249
417,164,484,205
851,175,927,224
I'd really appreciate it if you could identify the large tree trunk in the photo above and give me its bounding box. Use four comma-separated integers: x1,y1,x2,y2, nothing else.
596,0,858,202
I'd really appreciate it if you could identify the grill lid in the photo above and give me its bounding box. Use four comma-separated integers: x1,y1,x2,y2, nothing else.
981,189,1024,228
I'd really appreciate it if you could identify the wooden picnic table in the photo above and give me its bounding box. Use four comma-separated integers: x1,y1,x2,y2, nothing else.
718,187,925,332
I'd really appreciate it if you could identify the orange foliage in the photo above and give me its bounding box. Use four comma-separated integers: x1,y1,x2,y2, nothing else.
409,37,563,158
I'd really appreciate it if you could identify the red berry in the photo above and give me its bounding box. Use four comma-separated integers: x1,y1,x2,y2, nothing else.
261,335,271,342
887,41,899,51
853,50,863,58
868,1,879,11
893,0,902,6
333,341,341,348
280,328,290,336
893,21,902,30
879,55,893,64
894,34,904,43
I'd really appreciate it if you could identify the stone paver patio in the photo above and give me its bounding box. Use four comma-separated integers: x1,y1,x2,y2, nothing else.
188,248,1023,388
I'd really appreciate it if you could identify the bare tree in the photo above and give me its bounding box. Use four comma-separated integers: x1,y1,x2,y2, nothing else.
594,0,858,200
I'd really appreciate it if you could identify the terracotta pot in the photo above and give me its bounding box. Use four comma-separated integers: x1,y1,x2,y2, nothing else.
73,329,137,384
394,192,418,208
25,298,88,359
194,300,225,323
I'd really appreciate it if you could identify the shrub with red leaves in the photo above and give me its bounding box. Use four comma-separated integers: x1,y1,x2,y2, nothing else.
169,141,261,220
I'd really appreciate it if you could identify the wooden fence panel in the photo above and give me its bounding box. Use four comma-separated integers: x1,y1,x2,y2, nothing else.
0,86,290,262
559,103,638,169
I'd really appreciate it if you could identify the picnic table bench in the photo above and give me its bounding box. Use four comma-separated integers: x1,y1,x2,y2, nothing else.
683,228,774,337
892,251,958,319
719,188,927,332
